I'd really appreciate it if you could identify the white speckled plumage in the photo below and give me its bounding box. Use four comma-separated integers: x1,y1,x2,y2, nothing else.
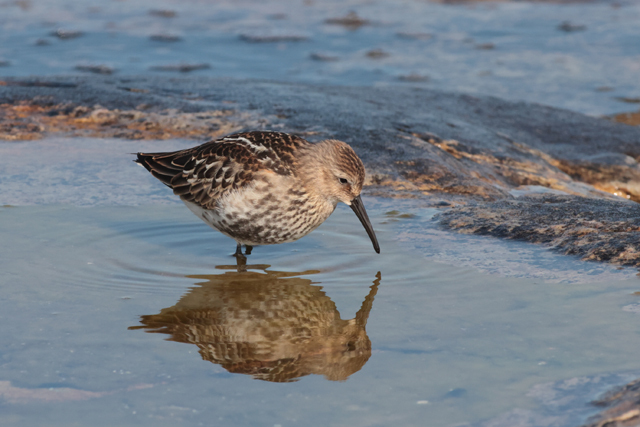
136,131,379,255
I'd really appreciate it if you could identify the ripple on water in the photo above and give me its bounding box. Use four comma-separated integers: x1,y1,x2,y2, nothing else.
0,204,400,297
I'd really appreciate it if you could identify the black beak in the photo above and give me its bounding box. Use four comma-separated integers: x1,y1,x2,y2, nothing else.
349,195,380,254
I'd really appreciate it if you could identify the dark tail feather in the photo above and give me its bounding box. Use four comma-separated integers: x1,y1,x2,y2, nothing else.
134,153,152,171
135,152,182,188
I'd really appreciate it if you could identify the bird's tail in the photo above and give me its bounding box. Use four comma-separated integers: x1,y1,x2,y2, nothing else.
134,151,189,188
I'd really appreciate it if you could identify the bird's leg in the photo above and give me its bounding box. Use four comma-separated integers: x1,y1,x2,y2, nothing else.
233,243,247,271
245,245,253,255
234,243,247,259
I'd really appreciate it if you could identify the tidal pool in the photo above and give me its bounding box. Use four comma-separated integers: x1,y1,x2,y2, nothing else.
1,138,640,426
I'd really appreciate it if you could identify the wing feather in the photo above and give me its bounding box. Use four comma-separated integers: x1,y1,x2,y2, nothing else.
135,131,310,209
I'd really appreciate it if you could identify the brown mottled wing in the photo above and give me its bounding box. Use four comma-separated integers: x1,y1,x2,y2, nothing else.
135,131,310,209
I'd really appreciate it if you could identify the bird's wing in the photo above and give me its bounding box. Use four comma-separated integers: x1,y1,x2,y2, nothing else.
136,131,310,209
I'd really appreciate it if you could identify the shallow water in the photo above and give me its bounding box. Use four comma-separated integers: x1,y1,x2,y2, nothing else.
1,137,640,426
1,0,639,116
1,204,640,426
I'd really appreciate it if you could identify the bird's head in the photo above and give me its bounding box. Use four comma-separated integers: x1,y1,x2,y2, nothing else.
300,139,380,254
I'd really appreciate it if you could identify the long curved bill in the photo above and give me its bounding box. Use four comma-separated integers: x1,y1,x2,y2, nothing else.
350,195,380,254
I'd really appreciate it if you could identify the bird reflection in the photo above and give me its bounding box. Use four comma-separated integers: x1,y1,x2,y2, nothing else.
129,260,381,383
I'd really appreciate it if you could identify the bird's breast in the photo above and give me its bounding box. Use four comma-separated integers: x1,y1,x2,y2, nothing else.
185,178,336,246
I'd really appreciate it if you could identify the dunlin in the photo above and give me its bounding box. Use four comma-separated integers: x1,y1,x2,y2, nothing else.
135,131,380,256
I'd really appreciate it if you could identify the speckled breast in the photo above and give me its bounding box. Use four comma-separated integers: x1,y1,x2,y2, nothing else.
184,180,336,246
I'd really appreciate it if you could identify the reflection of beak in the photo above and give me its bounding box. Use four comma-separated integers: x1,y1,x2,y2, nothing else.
349,195,380,254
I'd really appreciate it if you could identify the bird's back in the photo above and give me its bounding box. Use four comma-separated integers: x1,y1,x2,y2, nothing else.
136,131,311,210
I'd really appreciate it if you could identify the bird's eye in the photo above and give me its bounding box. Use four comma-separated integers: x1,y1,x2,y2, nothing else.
339,178,349,185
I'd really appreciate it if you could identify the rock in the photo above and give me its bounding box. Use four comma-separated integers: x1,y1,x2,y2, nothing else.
0,100,254,140
437,194,640,266
149,63,210,73
615,97,640,104
75,64,115,75
397,73,429,82
148,9,177,18
558,21,587,32
238,33,308,43
0,76,639,202
365,48,389,59
475,42,495,50
149,34,182,42
324,11,370,30
50,29,83,40
581,377,640,427
612,110,640,126
309,52,340,62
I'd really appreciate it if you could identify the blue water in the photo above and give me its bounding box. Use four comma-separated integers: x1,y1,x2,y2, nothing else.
1,203,639,427
1,0,639,116
1,137,640,426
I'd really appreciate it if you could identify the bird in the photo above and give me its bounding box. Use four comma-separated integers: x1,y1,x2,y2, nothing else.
135,131,380,257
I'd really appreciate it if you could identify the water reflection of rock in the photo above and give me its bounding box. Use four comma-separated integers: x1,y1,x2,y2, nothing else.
130,266,380,383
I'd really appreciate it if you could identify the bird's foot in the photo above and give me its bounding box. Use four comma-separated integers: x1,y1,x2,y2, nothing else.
234,243,253,256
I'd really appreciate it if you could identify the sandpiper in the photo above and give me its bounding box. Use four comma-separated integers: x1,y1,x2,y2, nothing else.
135,131,380,256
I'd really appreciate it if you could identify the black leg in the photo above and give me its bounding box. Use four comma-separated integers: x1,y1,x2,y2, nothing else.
234,243,243,256
245,245,253,255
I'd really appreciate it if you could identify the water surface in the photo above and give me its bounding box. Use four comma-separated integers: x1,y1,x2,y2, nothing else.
1,0,639,116
1,137,640,425
1,203,640,425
